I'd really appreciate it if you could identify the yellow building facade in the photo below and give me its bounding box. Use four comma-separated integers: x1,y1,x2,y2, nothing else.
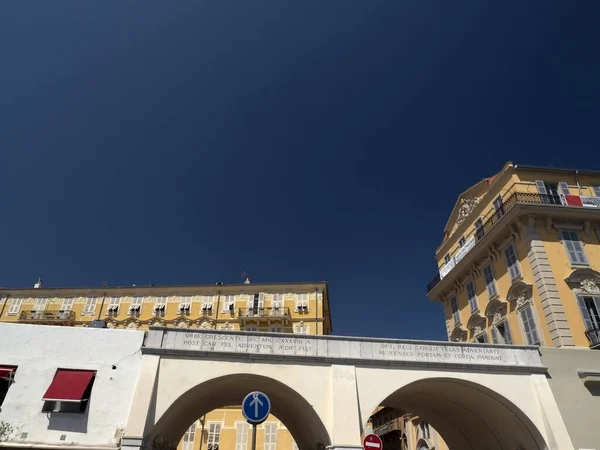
0,280,331,450
427,162,600,349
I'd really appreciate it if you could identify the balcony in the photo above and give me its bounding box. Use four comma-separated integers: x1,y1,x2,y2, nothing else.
426,190,600,294
374,418,402,437
238,307,291,323
19,309,76,324
585,326,600,349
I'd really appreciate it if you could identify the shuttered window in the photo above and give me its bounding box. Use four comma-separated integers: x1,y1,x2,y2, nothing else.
560,231,588,265
272,293,284,309
235,422,249,450
504,244,521,281
183,422,197,450
295,294,309,312
264,424,277,450
271,326,284,333
593,185,600,197
106,297,120,315
33,298,48,312
466,281,478,313
450,296,460,325
559,182,570,194
491,321,513,345
294,325,308,335
483,265,498,298
202,295,214,312
61,298,74,312
154,296,167,315
83,297,97,315
222,295,236,312
520,306,540,345
207,423,221,450
128,296,143,315
7,298,22,315
577,296,600,330
535,180,547,194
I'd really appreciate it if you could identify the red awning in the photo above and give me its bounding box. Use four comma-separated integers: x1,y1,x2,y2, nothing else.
42,370,95,402
0,367,15,379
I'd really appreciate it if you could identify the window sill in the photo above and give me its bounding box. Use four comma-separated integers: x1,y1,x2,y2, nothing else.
570,263,590,269
510,275,523,284
488,293,500,302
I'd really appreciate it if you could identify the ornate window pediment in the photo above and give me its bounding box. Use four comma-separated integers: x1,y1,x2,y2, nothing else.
450,326,468,342
466,314,487,336
484,299,508,324
565,268,600,294
507,281,533,310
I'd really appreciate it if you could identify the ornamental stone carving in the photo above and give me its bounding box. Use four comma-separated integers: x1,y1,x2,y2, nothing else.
455,197,481,227
199,320,212,329
492,311,503,325
473,325,482,336
515,293,531,310
450,328,467,342
580,279,600,294
127,321,139,330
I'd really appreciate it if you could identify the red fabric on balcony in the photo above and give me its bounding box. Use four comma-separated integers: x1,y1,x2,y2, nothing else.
42,370,95,402
564,195,583,206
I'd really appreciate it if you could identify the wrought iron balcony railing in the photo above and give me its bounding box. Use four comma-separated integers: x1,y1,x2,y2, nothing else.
19,309,76,322
585,326,600,349
238,307,291,320
427,190,600,294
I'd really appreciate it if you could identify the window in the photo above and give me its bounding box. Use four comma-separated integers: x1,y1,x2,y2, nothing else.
154,296,167,315
520,306,540,345
459,236,466,247
245,326,259,332
272,293,284,309
559,182,571,195
222,295,236,313
207,423,221,450
420,421,431,440
444,254,451,264
236,422,249,450
270,326,284,333
248,293,265,315
179,296,192,315
483,265,498,298
106,297,120,315
593,185,600,197
33,297,48,313
577,296,600,331
264,423,277,450
61,298,74,312
561,231,588,265
475,218,484,240
493,195,504,217
202,295,214,313
492,320,513,345
466,281,478,313
504,244,521,281
7,298,22,316
183,422,197,450
42,369,96,413
474,332,488,344
83,297,97,315
128,296,143,315
450,296,460,325
0,366,17,407
294,324,308,335
535,180,561,204
295,293,309,312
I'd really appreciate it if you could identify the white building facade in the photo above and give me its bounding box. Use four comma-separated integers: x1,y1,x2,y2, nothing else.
0,323,144,450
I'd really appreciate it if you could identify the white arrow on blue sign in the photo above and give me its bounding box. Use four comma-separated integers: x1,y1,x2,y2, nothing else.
242,391,271,424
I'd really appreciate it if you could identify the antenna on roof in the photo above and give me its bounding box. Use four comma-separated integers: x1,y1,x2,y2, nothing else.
34,276,43,289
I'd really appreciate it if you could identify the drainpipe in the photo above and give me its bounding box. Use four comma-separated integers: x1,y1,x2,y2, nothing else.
96,293,107,320
0,294,9,318
315,288,319,335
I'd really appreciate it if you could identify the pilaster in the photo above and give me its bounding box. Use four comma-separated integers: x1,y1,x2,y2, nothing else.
330,365,362,449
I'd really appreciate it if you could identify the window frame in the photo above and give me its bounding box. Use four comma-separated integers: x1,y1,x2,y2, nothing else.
295,293,309,312
7,298,23,316
503,243,522,281
263,423,278,450
450,296,460,325
560,230,588,266
128,296,143,316
235,421,250,450
483,264,498,299
207,422,222,450
466,281,478,313
82,297,97,316
519,305,541,346
106,297,121,315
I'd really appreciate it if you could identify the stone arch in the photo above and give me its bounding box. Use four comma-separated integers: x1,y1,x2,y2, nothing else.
415,438,431,450
377,377,548,450
450,326,468,342
146,373,330,450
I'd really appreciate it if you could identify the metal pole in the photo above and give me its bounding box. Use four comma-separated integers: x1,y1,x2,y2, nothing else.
251,424,257,450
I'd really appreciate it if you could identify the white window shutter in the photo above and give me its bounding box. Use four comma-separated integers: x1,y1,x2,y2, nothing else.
559,182,570,195
61,298,74,311
8,298,22,315
535,180,547,194
503,321,514,344
258,293,265,308
491,327,499,344
246,295,253,310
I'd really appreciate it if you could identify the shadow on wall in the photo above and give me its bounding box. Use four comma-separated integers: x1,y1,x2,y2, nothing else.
584,380,600,397
47,405,89,433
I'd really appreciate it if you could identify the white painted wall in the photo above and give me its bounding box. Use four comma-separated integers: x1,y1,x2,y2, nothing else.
0,323,144,448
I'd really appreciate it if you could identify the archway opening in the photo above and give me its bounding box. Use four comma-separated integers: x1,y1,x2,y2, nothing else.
147,374,330,450
371,378,548,450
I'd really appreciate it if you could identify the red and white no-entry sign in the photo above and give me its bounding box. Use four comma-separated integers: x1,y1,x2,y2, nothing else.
363,433,383,450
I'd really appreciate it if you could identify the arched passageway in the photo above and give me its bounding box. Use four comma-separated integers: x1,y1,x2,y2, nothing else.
147,374,330,450
378,378,548,450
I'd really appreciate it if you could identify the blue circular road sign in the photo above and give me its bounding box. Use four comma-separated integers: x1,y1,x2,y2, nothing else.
242,391,271,425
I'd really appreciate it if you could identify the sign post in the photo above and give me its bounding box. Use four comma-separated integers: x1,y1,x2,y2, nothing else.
242,391,271,450
363,433,383,450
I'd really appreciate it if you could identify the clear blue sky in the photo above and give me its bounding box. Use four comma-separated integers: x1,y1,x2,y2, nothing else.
1,2,599,340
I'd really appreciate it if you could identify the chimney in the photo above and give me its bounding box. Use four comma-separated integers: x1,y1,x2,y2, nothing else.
244,276,251,284
34,276,43,289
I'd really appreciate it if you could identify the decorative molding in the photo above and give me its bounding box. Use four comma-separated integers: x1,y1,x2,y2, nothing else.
580,279,600,295
450,327,468,342
507,281,533,310
455,197,481,227
553,221,583,231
